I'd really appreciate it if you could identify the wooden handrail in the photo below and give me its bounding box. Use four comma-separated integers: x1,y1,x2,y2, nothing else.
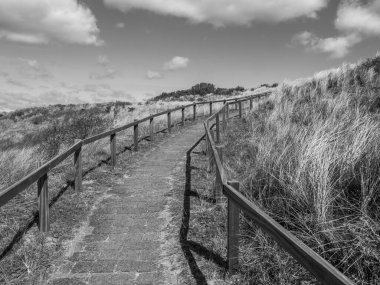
0,92,265,233
223,184,354,285
0,140,82,208
201,94,355,285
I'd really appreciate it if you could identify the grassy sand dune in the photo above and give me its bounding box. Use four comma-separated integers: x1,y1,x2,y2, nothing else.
221,55,380,283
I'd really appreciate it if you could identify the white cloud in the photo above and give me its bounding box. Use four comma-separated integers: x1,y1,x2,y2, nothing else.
335,1,380,36
292,31,361,58
163,56,189,70
146,70,162,79
104,0,328,27
0,0,102,45
97,55,109,66
292,1,380,57
115,22,125,28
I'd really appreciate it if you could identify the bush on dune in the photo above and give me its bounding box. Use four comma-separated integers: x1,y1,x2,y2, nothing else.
38,109,112,159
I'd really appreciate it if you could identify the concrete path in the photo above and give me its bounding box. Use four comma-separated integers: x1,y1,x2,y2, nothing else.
47,122,204,285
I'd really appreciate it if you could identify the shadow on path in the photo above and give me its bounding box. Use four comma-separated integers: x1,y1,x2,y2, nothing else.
179,139,227,285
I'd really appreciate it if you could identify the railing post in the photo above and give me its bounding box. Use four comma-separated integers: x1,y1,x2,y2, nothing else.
226,102,229,121
74,139,82,192
239,101,242,118
193,103,196,121
110,133,116,169
216,114,220,144
208,130,215,172
37,161,49,233
181,108,185,126
235,100,238,110
209,102,212,116
250,98,253,110
227,181,240,273
167,111,172,133
215,146,224,204
150,117,154,142
134,119,138,151
205,131,210,156
223,106,227,131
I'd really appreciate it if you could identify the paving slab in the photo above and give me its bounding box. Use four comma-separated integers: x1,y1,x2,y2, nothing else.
47,122,204,284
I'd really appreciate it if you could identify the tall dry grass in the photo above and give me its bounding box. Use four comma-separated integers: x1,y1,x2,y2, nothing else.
0,99,208,283
224,55,380,283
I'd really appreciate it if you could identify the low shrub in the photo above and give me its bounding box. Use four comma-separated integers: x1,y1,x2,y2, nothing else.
38,110,111,159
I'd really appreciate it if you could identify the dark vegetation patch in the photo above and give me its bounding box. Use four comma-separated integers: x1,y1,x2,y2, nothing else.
147,83,247,102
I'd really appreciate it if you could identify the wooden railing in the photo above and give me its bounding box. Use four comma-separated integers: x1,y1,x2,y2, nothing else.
0,93,267,233
200,96,355,285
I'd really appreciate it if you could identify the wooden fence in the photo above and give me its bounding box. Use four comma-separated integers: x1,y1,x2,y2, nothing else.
199,97,355,284
0,93,268,233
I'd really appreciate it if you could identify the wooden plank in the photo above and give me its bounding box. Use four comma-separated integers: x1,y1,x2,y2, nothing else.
110,133,116,169
209,102,213,116
182,108,185,126
239,101,242,118
193,103,196,121
227,181,240,272
74,139,82,192
150,117,154,142
134,120,138,151
37,161,49,233
222,183,355,285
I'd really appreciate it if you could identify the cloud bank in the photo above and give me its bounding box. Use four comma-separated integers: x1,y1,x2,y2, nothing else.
292,31,361,58
0,0,102,45
104,0,328,27
336,0,380,37
294,0,380,57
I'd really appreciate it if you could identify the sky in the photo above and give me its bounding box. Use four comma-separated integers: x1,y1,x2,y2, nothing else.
0,0,380,112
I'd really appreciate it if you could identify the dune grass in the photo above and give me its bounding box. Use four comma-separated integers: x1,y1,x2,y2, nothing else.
219,55,380,284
